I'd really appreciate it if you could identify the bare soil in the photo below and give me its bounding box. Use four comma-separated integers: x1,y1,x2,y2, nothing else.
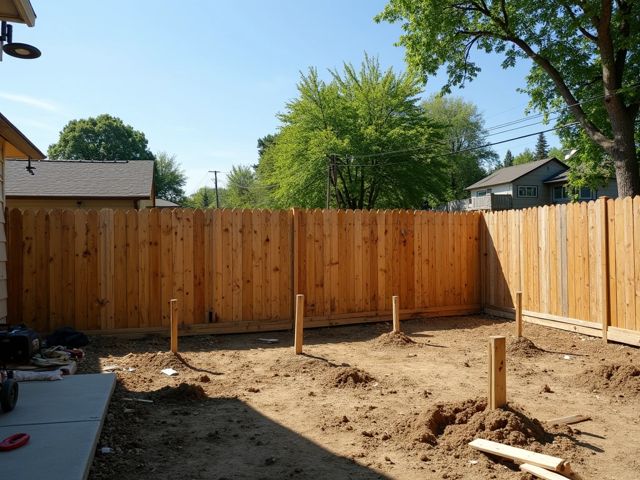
83,315,640,479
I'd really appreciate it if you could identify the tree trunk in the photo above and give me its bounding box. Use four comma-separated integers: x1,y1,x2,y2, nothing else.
608,127,640,198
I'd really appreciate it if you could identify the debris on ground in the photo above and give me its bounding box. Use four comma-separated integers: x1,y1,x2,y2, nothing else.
331,367,376,388
151,383,207,402
507,337,544,358
580,364,640,396
372,332,417,347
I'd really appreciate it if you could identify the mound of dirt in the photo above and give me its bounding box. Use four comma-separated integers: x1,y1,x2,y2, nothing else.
152,383,207,402
508,337,544,358
373,332,417,347
121,351,184,371
270,356,334,377
331,367,375,388
581,364,640,396
396,398,552,450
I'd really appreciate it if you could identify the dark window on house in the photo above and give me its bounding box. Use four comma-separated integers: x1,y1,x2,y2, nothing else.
517,186,538,198
579,187,595,200
553,186,568,201
476,190,487,197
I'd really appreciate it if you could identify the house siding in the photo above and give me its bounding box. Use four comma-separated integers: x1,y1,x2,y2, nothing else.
0,141,7,323
6,197,140,209
469,182,512,197
511,160,567,209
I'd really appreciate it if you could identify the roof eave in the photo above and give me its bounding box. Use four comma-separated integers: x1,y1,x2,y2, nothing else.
0,111,46,160
0,0,36,26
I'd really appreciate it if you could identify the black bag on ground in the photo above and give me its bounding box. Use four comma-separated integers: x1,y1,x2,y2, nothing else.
46,327,89,348
0,325,41,364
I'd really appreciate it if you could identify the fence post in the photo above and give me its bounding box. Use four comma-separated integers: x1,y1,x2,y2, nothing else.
488,335,507,409
392,295,400,333
291,208,298,326
599,197,610,344
515,291,523,338
294,294,304,354
169,299,178,353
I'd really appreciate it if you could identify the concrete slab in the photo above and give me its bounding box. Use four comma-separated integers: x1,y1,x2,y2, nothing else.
0,373,116,427
0,373,115,480
0,421,101,479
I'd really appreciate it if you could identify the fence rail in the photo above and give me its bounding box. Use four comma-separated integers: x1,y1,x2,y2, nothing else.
6,208,481,334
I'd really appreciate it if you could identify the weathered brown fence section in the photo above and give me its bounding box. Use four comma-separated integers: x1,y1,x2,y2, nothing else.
295,209,481,326
7,207,482,334
483,197,640,346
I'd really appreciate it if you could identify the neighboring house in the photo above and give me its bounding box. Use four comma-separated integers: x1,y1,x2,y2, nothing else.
155,198,179,208
464,157,618,211
6,159,156,209
0,112,46,323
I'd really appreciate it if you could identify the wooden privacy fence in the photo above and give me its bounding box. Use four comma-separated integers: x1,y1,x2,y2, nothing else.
483,197,640,346
7,208,482,334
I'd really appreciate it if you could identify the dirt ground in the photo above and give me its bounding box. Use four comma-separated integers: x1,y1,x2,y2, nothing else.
82,315,640,480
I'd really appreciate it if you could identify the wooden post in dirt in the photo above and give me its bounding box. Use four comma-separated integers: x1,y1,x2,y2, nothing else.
488,336,506,409
169,299,178,353
392,295,400,333
515,291,523,338
294,294,304,354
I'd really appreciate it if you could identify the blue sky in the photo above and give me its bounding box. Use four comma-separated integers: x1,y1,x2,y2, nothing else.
1,1,558,194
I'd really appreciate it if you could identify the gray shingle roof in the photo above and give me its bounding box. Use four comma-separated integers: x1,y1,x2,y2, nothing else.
465,158,567,190
544,170,568,183
6,160,154,198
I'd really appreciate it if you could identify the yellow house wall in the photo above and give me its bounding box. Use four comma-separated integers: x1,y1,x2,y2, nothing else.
0,141,7,323
6,197,141,210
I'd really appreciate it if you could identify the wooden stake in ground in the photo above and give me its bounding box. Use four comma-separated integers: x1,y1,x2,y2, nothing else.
488,335,506,409
515,291,523,338
294,294,304,354
169,299,178,353
392,295,400,333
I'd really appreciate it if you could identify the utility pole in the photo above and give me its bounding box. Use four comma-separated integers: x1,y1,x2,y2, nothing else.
326,156,331,209
208,170,221,208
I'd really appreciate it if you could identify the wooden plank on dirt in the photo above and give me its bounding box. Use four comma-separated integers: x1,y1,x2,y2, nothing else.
519,463,571,480
547,415,591,426
469,439,571,474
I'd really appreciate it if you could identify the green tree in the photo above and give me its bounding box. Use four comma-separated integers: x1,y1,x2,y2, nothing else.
261,55,448,209
184,186,225,208
225,165,261,208
48,114,154,160
513,148,535,165
503,150,514,167
548,146,565,161
534,133,549,160
154,152,187,204
376,1,640,197
422,95,498,200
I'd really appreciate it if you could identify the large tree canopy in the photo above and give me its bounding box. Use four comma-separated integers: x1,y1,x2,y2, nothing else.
260,55,448,209
377,1,640,197
48,114,154,160
422,95,498,200
154,152,187,204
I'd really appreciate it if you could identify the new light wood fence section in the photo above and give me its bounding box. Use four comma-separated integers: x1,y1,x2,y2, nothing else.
483,197,640,346
7,208,293,334
7,208,482,334
295,210,482,326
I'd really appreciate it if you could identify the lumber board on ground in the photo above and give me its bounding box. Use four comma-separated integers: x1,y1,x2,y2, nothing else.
469,439,571,474
519,463,571,480
547,415,591,426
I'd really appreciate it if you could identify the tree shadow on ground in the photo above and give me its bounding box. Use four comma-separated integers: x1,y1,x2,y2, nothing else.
90,379,389,480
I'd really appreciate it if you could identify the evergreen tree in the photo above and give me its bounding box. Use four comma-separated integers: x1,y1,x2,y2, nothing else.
535,133,549,160
503,150,514,168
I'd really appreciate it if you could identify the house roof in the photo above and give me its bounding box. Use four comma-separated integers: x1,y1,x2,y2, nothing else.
0,0,36,26
0,111,45,160
465,157,568,190
544,170,568,183
155,198,179,207
6,159,155,198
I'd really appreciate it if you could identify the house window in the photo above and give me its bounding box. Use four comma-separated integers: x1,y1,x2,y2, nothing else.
476,190,486,197
579,187,595,200
517,186,538,198
553,186,568,201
